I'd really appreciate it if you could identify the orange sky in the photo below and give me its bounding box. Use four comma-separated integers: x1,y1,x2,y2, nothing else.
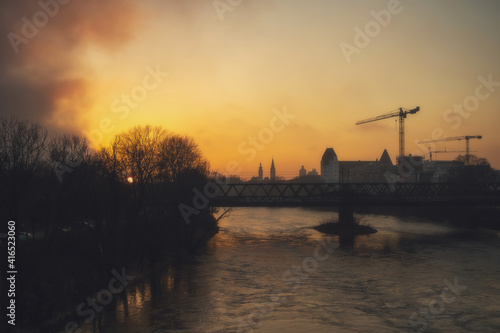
2,0,500,178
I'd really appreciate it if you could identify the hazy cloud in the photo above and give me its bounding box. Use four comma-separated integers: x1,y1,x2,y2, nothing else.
0,0,143,132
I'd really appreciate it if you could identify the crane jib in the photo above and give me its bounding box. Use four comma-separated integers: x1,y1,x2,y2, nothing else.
355,106,420,162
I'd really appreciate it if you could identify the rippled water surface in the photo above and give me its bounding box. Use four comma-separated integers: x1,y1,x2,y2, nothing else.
78,207,500,333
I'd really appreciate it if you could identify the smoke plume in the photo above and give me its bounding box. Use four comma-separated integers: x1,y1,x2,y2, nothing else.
0,0,143,133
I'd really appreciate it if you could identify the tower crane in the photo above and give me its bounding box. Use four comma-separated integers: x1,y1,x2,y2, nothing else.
419,135,482,165
428,148,477,162
356,106,420,162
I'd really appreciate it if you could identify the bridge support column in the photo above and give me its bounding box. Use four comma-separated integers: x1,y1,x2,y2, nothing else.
338,203,355,227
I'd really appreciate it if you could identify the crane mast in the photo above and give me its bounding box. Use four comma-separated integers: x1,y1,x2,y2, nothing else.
356,106,420,162
399,113,405,158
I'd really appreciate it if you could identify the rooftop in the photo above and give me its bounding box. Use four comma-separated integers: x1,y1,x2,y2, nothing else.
322,148,337,163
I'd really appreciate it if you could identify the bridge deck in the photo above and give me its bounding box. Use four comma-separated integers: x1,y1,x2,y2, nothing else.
209,182,500,207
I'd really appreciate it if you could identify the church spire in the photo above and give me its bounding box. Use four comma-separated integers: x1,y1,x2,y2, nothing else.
270,158,276,181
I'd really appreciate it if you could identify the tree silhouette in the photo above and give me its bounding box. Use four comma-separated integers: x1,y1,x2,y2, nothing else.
43,134,96,240
158,134,209,183
455,154,490,166
445,155,497,183
96,125,213,264
0,118,219,330
0,116,47,221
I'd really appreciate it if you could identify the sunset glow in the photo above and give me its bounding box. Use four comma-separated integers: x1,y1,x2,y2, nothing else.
2,0,500,178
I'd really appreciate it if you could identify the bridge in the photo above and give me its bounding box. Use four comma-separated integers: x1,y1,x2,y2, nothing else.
209,182,500,207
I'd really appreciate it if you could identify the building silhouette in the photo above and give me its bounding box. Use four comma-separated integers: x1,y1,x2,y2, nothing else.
321,148,339,182
321,147,397,183
341,149,396,183
308,169,319,176
299,165,307,177
295,166,322,182
379,149,393,165
270,158,276,181
250,159,277,182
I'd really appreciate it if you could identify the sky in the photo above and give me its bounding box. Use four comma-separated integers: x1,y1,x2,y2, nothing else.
1,0,500,178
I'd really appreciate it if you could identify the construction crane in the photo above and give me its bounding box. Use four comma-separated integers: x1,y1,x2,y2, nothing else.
419,135,482,165
356,107,420,162
428,148,477,162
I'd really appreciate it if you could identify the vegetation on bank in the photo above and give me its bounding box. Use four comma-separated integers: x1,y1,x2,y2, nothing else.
312,215,377,236
448,154,497,183
0,116,221,331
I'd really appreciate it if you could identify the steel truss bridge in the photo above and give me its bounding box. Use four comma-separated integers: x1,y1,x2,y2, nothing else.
209,182,500,207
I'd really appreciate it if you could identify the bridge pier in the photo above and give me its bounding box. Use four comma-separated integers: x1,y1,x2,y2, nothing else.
338,203,355,227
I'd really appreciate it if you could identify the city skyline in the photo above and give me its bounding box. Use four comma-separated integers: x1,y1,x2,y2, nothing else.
243,147,396,181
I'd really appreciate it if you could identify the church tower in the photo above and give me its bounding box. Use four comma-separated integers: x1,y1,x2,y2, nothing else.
270,158,276,181
258,163,263,181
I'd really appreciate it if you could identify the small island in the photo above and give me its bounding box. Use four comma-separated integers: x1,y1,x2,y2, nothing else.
312,216,377,236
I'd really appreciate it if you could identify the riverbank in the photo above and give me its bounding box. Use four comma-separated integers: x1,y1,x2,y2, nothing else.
14,212,220,333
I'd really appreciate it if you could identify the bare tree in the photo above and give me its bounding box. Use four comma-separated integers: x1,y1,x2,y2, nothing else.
455,154,490,166
446,155,497,183
48,134,93,180
93,125,216,264
116,125,166,186
0,116,48,221
44,134,94,225
100,126,167,264
158,134,209,183
0,116,48,176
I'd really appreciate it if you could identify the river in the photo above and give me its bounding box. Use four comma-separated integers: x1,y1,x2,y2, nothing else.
75,207,500,333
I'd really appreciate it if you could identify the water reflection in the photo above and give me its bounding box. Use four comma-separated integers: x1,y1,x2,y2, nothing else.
338,233,355,249
76,207,500,333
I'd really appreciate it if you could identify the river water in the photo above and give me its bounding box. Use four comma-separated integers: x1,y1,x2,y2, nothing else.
76,207,500,333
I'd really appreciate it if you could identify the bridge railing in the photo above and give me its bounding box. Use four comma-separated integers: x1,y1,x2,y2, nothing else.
209,182,500,205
